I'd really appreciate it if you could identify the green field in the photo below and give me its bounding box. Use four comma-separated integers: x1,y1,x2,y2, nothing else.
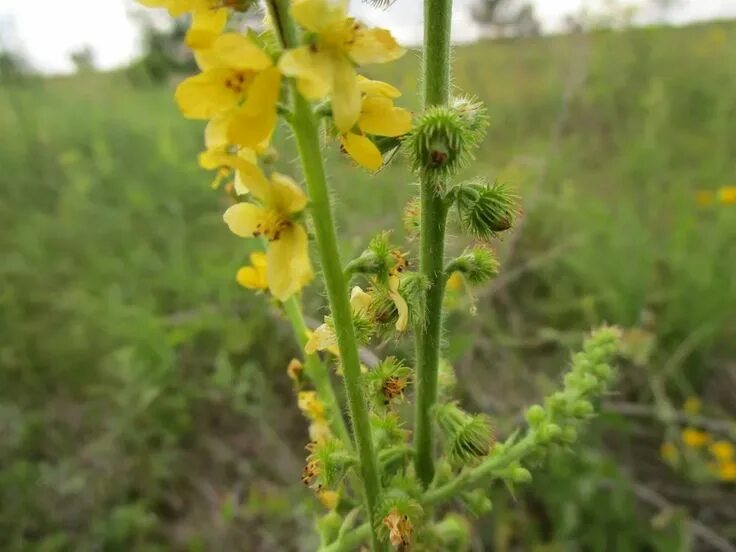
1,19,735,550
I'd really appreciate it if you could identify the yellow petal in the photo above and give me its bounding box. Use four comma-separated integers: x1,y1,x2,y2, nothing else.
718,185,736,204
194,33,272,71
305,323,337,355
350,286,372,316
137,0,191,17
357,75,401,98
250,251,267,268
227,67,281,148
204,112,230,149
223,202,267,237
389,275,409,332
290,0,348,34
359,96,412,137
331,58,361,132
267,223,314,301
186,7,228,49
236,265,268,290
269,172,308,214
317,490,339,510
175,68,240,119
278,46,334,100
340,132,383,172
309,419,332,443
348,27,405,65
234,162,270,201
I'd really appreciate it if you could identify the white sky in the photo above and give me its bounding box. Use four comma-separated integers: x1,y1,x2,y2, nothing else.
0,0,735,74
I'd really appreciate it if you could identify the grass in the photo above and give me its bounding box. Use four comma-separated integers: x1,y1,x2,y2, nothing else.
1,19,735,550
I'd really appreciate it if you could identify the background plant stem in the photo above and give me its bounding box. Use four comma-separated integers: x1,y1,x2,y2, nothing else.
414,0,454,488
265,1,383,548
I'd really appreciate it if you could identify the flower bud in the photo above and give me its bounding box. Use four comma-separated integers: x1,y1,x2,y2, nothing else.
461,489,493,517
510,465,532,483
435,402,494,465
445,246,499,286
454,180,518,239
561,426,578,444
525,404,546,427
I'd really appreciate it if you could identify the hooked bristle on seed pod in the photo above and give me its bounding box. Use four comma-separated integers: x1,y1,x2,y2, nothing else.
434,402,494,465
445,246,499,286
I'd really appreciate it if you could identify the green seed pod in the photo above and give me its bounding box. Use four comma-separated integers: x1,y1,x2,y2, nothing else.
445,246,499,286
510,465,532,483
454,180,518,239
316,511,342,547
460,489,493,517
561,426,578,444
406,98,488,179
435,402,494,465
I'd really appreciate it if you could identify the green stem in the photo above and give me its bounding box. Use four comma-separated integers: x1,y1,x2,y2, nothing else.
283,296,352,447
414,0,454,488
266,1,382,549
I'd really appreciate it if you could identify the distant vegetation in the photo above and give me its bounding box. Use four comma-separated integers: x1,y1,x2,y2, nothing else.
0,18,734,550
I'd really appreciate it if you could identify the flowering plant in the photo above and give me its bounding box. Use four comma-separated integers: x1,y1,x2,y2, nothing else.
137,0,621,549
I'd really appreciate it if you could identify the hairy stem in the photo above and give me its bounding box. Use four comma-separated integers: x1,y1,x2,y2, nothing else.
414,0,454,487
283,296,352,446
266,1,382,548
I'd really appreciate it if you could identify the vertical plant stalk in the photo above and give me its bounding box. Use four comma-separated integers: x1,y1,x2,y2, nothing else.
283,296,352,447
266,1,382,548
414,0,454,487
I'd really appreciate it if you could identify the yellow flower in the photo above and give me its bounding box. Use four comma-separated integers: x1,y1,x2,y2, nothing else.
717,185,736,205
446,272,464,292
709,440,735,462
683,396,701,415
717,461,736,482
340,77,413,171
305,286,372,354
317,490,339,509
223,165,313,301
278,0,405,132
309,419,332,443
298,391,326,420
388,275,408,332
137,0,228,49
660,441,678,463
236,251,269,290
175,33,281,148
681,427,711,448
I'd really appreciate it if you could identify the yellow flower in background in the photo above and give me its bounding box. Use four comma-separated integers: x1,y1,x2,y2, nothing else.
695,190,714,206
236,252,269,291
717,461,736,482
176,33,281,148
709,440,735,462
137,0,228,49
717,185,736,205
298,391,326,420
305,286,372,354
287,358,303,383
340,77,413,171
659,441,678,463
446,272,464,292
681,427,711,448
683,396,701,414
223,165,313,301
278,0,405,132
317,490,339,509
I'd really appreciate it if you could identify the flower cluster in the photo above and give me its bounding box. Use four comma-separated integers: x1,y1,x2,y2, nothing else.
137,0,412,301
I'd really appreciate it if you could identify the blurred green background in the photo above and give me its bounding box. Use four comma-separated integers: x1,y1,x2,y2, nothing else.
1,7,735,552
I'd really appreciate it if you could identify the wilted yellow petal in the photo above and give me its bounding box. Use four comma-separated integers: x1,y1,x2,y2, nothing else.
359,96,412,137
186,7,228,49
350,286,372,316
389,275,409,332
317,490,339,509
348,27,405,65
278,46,334,100
267,223,313,301
357,75,402,98
194,33,272,71
290,0,348,34
305,323,337,355
341,132,383,172
223,202,267,238
331,58,361,132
